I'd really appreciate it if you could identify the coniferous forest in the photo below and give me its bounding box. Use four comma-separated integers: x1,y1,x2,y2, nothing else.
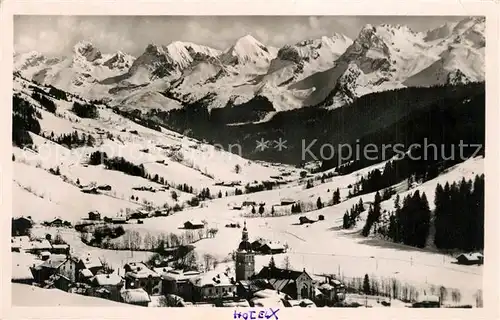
368,174,485,251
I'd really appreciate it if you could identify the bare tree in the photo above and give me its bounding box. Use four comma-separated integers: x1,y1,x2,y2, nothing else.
439,286,448,304
282,256,292,270
451,289,461,304
474,289,483,308
203,253,214,272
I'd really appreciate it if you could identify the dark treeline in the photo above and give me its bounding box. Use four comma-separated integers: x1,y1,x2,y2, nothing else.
383,191,432,248
343,198,365,229
88,150,146,177
324,85,485,173
12,95,41,147
371,174,485,251
362,192,383,237
135,83,484,166
434,175,484,251
104,157,146,177
112,107,162,132
31,92,57,113
48,85,68,101
42,130,95,149
71,101,99,119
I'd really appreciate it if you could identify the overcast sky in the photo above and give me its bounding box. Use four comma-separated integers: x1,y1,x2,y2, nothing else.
14,16,468,56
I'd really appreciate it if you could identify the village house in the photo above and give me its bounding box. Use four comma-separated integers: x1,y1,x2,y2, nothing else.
315,276,346,305
280,198,296,205
31,254,74,286
111,215,127,224
124,262,162,295
283,299,317,308
39,251,51,261
162,269,201,299
97,184,112,191
236,279,275,300
456,252,484,265
242,201,257,207
189,270,237,303
24,239,53,255
121,288,151,307
412,295,441,308
183,220,205,229
130,210,150,219
12,253,36,284
89,273,124,302
46,218,63,228
76,253,104,279
250,289,290,307
299,216,315,225
11,236,30,252
79,268,94,283
11,217,33,236
51,243,70,255
57,255,80,283
255,266,314,300
88,211,101,221
251,238,286,254
81,186,99,194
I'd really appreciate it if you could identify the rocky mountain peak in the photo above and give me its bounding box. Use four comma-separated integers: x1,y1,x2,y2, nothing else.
73,40,102,62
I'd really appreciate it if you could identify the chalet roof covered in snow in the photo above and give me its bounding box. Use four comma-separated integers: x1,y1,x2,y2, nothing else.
77,253,103,269
36,254,68,269
153,266,174,277
79,269,94,278
253,288,291,300
92,273,123,286
257,266,309,281
457,252,484,261
416,294,440,303
251,297,286,307
12,253,37,281
262,241,285,250
125,262,160,279
162,269,201,282
25,239,52,251
190,270,234,287
121,288,151,304
51,244,70,250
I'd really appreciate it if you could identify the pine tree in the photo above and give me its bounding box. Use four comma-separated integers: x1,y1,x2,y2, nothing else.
363,274,371,294
343,212,349,229
269,256,276,269
433,183,445,248
416,192,431,248
358,198,364,212
316,197,323,210
259,204,265,216
333,188,341,205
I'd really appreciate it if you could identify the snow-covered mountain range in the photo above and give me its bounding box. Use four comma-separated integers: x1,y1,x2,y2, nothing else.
14,16,485,117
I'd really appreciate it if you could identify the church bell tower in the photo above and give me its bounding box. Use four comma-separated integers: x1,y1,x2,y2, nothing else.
235,221,255,281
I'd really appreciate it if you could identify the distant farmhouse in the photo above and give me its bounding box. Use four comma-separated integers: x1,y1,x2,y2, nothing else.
183,220,205,229
124,262,162,296
456,252,484,265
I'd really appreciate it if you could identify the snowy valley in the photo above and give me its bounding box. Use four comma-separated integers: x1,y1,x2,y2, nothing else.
10,15,485,309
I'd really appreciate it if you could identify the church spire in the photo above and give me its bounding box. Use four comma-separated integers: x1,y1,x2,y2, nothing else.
241,221,249,242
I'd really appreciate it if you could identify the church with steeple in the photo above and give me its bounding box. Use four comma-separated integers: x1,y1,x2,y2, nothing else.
235,221,255,281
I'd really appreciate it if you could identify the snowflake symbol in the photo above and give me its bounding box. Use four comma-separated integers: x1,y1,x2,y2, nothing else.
274,138,287,151
256,138,270,152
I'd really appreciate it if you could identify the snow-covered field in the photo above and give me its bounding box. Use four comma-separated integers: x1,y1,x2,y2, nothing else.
10,74,484,307
12,283,135,307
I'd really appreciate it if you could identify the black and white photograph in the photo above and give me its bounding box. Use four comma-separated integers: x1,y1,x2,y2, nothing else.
2,0,498,316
